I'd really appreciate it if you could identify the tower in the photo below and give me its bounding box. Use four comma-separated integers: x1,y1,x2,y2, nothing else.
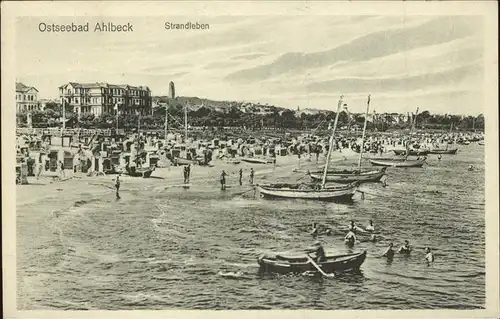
169,81,176,99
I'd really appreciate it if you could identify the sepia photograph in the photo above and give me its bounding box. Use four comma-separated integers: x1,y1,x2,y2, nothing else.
2,1,499,318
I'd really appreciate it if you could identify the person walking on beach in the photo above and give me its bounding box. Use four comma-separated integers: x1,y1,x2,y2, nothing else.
59,160,65,179
186,164,191,183
238,168,243,186
249,168,255,185
115,173,121,200
220,170,227,190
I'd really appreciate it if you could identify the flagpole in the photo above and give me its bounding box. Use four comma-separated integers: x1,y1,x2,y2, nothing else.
115,104,119,131
164,104,168,141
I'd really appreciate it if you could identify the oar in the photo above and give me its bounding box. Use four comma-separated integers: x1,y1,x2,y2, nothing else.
305,254,335,278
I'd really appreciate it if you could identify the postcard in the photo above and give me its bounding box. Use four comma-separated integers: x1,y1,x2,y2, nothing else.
2,1,499,319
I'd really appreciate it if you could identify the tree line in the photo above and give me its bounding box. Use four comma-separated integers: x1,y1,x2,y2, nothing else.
16,100,484,132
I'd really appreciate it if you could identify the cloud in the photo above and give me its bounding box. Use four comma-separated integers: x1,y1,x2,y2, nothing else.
225,16,482,83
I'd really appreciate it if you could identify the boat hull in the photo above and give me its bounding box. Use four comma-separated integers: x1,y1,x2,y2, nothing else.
369,158,425,167
258,250,367,274
241,157,274,164
309,168,386,183
428,148,458,155
126,167,154,178
257,183,358,201
174,157,199,166
393,149,429,156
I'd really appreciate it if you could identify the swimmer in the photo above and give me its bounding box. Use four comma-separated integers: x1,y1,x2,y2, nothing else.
398,240,412,255
365,220,375,232
425,247,435,264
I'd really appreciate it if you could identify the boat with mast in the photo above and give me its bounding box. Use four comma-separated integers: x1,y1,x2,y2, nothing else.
257,96,359,201
171,102,210,166
369,107,426,168
428,122,459,154
308,95,386,183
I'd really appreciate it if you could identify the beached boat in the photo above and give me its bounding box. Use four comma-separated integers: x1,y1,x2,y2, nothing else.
257,96,360,201
126,166,154,178
369,158,425,167
308,95,387,184
173,156,199,166
241,157,274,164
428,148,458,155
393,149,429,156
257,250,367,274
309,167,386,183
478,141,485,146
225,157,241,164
257,182,358,201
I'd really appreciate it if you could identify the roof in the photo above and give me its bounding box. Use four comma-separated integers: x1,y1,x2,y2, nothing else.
59,82,150,91
16,82,38,93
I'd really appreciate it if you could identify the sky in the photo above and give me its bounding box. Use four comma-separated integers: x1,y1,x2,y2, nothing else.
15,15,485,115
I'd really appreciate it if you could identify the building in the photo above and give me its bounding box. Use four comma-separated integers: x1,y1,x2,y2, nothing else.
58,82,152,117
16,82,39,113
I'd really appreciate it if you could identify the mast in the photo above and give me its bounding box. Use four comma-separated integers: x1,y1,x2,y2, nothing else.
406,107,419,160
184,102,188,142
321,95,344,187
357,95,371,171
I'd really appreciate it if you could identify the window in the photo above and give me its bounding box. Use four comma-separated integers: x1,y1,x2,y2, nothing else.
75,98,79,103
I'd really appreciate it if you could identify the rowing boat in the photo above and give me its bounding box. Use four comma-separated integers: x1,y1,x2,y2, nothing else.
257,182,358,201
393,149,429,156
126,166,155,178
308,167,386,183
257,250,366,274
241,157,274,164
369,158,425,168
428,148,458,155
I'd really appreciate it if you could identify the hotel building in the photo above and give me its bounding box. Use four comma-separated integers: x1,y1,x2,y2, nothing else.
58,82,152,116
16,82,39,113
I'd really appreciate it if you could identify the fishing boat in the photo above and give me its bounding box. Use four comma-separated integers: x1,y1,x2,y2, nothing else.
370,107,426,168
171,103,212,166
369,157,425,167
308,95,386,184
257,95,359,201
309,167,386,183
393,149,429,156
257,250,367,274
258,182,358,201
126,165,155,178
428,148,458,155
241,157,274,164
478,141,485,146
225,157,241,164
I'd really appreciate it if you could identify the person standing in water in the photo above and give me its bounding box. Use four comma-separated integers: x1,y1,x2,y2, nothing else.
425,247,435,264
220,170,227,190
381,243,395,259
437,154,442,161
398,240,412,255
238,168,243,186
365,220,375,232
249,168,255,185
115,173,121,200
310,222,319,238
